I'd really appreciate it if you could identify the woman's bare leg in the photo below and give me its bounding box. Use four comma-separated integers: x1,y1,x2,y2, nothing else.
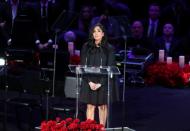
86,104,96,120
98,104,107,127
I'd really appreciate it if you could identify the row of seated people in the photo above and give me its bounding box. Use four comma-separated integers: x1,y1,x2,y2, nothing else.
0,0,64,51
115,2,190,63
126,20,190,63
1,1,190,63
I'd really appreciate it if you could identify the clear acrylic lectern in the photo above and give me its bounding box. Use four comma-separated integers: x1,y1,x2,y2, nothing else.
68,65,120,128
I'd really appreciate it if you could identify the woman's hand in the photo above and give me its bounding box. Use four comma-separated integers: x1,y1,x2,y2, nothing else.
95,83,101,89
89,82,101,90
89,82,96,90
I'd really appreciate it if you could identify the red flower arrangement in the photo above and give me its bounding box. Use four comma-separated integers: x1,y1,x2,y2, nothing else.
145,62,190,87
40,117,104,131
182,64,190,84
70,55,80,65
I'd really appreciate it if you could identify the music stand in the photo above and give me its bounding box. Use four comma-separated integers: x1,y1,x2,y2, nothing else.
68,65,120,128
50,10,78,97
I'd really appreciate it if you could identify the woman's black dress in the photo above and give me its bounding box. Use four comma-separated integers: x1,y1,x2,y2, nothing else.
79,42,118,105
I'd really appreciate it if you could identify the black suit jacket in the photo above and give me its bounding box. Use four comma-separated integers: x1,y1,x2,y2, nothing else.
1,1,36,48
32,1,62,44
0,1,37,49
142,19,163,39
0,2,13,37
153,36,182,60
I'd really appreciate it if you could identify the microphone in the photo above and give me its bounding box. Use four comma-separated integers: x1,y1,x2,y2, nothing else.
99,44,103,68
85,45,92,68
85,57,87,68
100,58,102,68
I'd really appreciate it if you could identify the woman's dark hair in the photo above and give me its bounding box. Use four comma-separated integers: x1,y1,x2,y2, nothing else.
88,23,108,47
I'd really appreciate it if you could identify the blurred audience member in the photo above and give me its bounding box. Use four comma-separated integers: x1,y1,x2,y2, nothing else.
78,5,95,34
33,0,59,51
0,0,21,46
0,0,36,49
0,5,8,52
143,3,162,40
72,4,95,50
153,22,183,60
90,9,120,41
104,0,131,17
127,20,152,53
161,0,190,37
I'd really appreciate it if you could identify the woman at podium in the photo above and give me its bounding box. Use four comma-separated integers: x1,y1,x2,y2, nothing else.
80,23,116,127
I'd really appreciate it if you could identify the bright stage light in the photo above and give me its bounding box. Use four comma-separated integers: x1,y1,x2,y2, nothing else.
0,58,5,66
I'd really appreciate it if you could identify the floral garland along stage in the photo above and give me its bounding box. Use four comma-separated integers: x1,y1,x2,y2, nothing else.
41,117,105,131
145,62,190,87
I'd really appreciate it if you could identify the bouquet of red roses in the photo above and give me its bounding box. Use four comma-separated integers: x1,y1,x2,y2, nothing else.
182,64,190,84
145,62,189,87
40,117,104,131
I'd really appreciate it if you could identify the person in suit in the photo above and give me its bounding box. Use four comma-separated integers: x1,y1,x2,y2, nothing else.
127,20,153,52
143,3,162,40
32,0,62,51
0,3,8,53
153,22,183,60
0,0,19,46
80,23,118,127
32,0,52,50
0,0,36,49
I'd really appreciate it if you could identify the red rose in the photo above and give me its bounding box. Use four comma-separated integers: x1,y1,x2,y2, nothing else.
145,62,185,87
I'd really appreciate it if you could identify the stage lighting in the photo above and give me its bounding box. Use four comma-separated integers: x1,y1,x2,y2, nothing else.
0,58,5,66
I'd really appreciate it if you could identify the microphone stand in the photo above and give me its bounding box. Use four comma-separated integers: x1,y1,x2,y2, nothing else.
122,36,127,129
51,30,59,97
3,53,8,131
50,9,66,97
122,36,127,102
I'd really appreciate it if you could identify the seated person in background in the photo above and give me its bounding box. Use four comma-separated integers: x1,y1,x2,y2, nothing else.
75,4,95,44
161,0,190,37
0,0,20,46
90,9,121,42
127,20,153,53
33,0,61,51
143,3,163,40
0,0,36,49
104,0,131,17
153,22,183,61
0,15,8,54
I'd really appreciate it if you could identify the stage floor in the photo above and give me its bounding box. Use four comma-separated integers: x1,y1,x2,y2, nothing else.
1,84,190,131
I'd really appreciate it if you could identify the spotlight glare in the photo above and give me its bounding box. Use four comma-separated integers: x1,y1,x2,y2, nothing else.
0,58,5,66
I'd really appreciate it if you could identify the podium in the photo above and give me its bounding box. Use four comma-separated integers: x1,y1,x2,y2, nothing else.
69,65,120,128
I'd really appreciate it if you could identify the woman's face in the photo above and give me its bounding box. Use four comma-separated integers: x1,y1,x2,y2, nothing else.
92,26,104,44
